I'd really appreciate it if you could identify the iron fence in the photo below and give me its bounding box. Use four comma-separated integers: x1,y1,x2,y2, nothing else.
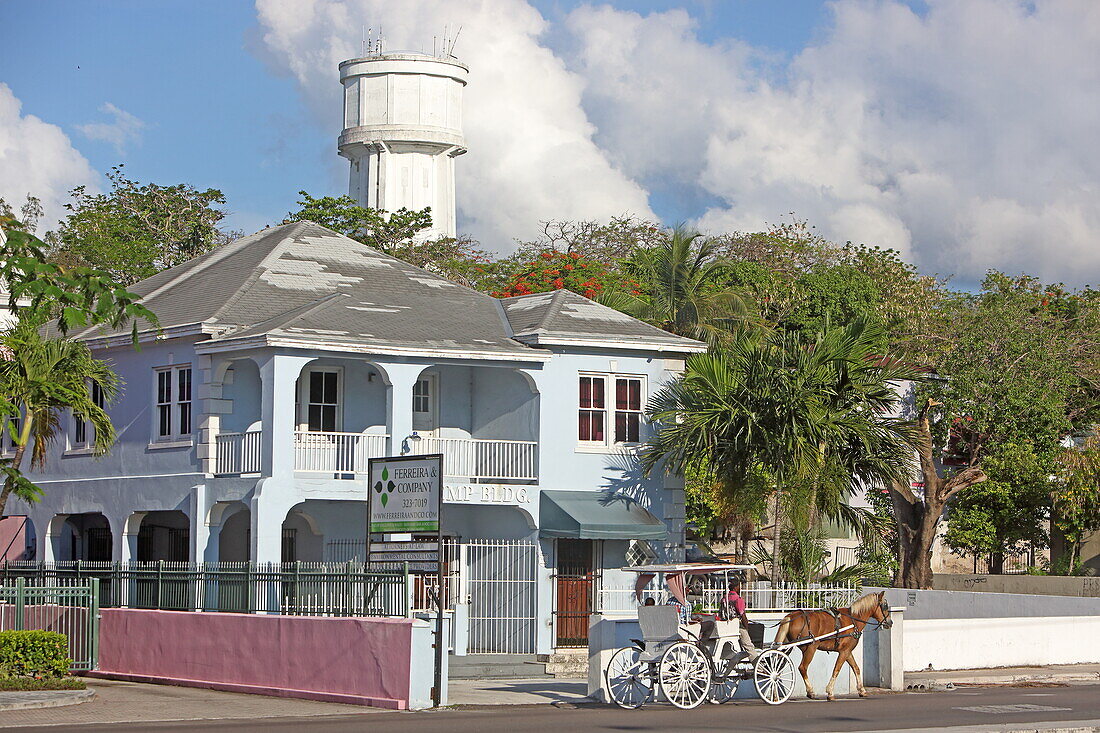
0,578,99,671
1,561,409,618
596,580,862,614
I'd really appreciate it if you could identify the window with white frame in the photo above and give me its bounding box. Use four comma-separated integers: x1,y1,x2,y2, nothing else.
578,375,606,443
154,365,193,442
303,369,340,432
579,373,645,446
72,381,105,449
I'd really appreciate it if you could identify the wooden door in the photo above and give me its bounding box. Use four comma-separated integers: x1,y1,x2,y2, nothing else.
555,539,594,648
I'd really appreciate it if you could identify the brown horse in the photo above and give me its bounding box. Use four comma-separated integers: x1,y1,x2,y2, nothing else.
772,591,892,700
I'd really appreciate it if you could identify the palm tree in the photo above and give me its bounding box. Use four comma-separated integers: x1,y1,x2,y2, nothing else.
602,226,752,345
642,317,918,580
0,315,120,516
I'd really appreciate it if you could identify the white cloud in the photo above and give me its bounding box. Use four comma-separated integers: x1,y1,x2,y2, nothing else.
0,83,98,233
565,0,1100,284
76,102,146,156
253,0,1100,284
252,0,655,252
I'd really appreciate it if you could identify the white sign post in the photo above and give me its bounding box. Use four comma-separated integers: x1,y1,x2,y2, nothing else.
367,453,444,706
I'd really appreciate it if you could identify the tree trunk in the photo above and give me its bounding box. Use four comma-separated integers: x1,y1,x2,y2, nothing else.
990,552,1004,575
889,398,988,589
770,492,782,582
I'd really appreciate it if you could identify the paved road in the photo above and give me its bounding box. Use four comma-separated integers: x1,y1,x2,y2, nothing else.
6,684,1100,733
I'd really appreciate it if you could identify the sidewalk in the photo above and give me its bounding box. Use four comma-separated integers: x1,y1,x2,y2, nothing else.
906,663,1100,688
0,678,383,728
448,678,589,706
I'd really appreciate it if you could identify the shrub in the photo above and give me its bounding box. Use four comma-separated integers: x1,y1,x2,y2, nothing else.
0,630,72,679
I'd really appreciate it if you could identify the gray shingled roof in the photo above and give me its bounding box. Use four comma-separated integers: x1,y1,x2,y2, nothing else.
500,289,706,351
78,222,703,357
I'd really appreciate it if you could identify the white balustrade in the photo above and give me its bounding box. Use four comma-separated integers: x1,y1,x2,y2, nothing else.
408,437,538,482
215,431,262,475
216,431,537,482
293,431,389,474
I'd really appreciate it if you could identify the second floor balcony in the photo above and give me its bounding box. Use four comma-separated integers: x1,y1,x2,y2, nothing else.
210,357,540,484
214,430,538,483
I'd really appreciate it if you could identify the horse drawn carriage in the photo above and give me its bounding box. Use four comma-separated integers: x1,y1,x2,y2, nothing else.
603,563,892,709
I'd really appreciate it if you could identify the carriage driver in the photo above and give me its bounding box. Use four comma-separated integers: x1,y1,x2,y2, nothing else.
725,576,760,661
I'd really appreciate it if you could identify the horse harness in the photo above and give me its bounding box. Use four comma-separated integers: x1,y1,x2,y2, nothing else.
791,607,865,650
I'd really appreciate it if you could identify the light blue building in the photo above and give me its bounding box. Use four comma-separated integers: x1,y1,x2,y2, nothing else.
9,221,705,653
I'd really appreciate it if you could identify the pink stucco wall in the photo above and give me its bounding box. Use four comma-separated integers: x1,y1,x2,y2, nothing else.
0,516,30,561
92,609,415,709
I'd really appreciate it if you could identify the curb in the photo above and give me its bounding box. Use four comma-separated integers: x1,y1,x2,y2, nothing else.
0,688,96,711
911,672,1100,688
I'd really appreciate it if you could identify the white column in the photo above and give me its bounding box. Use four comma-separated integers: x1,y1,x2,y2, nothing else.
383,363,424,456
118,512,145,563
256,354,315,478
250,489,296,565
42,514,67,562
189,484,210,564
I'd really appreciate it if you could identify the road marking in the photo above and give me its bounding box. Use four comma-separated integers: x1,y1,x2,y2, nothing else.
955,704,1072,714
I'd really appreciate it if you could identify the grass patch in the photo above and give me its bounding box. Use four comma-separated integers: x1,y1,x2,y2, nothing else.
0,677,87,692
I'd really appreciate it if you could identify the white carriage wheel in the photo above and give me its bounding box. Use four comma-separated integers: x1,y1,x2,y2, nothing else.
658,642,712,710
707,658,740,704
605,647,654,709
754,648,797,705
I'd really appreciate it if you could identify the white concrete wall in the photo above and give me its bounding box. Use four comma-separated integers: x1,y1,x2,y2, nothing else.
904,615,1100,671
872,587,1100,671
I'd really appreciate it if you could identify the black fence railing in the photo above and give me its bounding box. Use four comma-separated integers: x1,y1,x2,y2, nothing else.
0,561,409,617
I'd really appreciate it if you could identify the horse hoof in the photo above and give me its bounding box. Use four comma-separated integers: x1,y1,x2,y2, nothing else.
827,695,835,702
858,690,868,698
806,693,815,700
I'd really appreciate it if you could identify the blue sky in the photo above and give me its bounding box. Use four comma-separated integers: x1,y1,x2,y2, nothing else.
2,1,1097,286
0,0,835,233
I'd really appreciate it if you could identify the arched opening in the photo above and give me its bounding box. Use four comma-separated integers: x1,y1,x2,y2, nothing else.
282,504,324,562
135,510,190,562
55,513,112,562
406,364,539,483
218,507,251,562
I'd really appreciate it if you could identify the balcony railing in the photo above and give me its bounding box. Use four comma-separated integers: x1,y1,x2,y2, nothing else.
408,437,538,483
215,430,537,482
215,431,262,475
293,431,389,474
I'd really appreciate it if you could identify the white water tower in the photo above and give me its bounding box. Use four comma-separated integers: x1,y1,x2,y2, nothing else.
338,50,468,240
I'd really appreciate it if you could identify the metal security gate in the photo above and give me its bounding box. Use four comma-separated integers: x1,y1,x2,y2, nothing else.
463,539,537,654
0,578,99,671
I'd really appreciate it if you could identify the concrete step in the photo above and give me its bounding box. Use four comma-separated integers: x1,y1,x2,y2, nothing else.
545,650,588,679
449,654,551,680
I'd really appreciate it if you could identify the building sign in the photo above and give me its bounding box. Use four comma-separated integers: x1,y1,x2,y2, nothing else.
368,454,442,533
443,484,532,506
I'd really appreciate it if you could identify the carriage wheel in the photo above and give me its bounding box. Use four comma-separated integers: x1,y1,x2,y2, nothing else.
707,659,740,704
658,642,712,709
754,648,797,705
605,647,654,709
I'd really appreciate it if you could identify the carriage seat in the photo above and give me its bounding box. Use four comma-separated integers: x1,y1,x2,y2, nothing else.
636,605,683,663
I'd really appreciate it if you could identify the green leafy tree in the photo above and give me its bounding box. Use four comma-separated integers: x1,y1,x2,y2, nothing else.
605,227,752,345
285,191,432,254
0,314,121,517
49,166,233,284
643,318,918,580
1053,436,1100,573
943,442,1053,572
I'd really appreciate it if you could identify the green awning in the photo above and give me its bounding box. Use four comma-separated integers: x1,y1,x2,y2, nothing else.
540,490,668,540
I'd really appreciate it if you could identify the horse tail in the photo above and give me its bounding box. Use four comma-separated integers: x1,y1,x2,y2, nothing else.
773,616,792,645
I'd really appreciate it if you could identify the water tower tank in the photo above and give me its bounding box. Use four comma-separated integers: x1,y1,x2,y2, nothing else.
338,53,468,240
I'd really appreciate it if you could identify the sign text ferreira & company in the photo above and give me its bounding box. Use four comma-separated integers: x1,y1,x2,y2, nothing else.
368,455,442,533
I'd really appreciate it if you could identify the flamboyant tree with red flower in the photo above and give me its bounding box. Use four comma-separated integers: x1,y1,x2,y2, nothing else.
492,250,641,300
